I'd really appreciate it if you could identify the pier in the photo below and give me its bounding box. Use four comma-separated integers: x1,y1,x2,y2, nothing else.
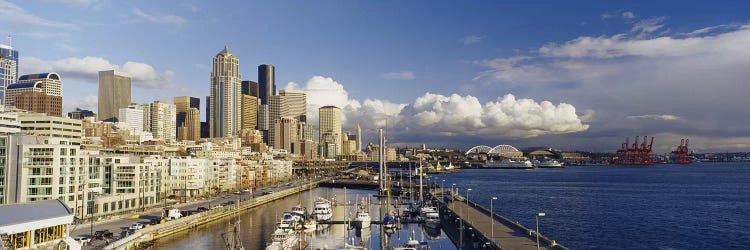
429,190,568,250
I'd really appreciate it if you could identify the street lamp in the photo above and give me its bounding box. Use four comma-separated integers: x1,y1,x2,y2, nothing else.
466,188,472,223
536,212,546,250
441,180,445,193
491,197,497,240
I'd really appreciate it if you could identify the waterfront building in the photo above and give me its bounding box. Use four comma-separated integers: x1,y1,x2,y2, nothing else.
14,91,62,117
0,105,20,133
5,72,62,110
177,107,200,141
241,94,258,130
242,80,259,97
209,46,242,138
0,43,18,105
143,101,177,142
319,106,342,159
272,117,297,151
67,108,95,120
98,70,131,122
18,112,83,145
144,156,238,197
258,64,275,105
118,104,145,135
0,199,77,250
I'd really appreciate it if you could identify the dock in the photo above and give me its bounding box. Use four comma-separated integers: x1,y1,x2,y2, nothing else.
430,190,568,250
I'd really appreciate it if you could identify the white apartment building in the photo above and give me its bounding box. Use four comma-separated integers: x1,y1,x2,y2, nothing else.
144,156,238,197
118,104,145,134
143,101,176,142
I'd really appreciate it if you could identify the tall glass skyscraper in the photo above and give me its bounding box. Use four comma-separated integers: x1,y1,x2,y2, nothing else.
209,46,241,138
0,44,19,105
258,64,275,105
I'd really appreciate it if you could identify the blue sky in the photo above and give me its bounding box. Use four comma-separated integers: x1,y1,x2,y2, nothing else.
3,0,750,152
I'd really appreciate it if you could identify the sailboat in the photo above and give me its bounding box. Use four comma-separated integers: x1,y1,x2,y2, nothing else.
222,200,245,250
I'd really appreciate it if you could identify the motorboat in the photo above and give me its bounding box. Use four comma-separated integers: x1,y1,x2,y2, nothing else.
354,205,371,229
291,204,306,217
312,197,333,221
419,206,437,216
424,211,440,228
533,159,564,168
483,159,534,169
265,228,297,250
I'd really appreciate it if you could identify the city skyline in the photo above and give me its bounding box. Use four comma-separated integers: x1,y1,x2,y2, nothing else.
3,1,750,152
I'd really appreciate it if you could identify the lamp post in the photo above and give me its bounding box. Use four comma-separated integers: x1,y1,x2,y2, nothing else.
491,197,497,240
441,180,445,193
451,183,456,195
466,188,472,223
536,212,546,250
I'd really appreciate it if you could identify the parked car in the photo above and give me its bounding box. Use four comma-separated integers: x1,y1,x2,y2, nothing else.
163,208,182,220
129,223,144,230
197,206,208,212
94,230,113,239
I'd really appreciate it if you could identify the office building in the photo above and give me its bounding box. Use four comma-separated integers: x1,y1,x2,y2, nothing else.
0,43,18,105
242,80,259,97
241,94,258,130
118,104,145,134
143,101,177,142
18,112,83,145
268,90,306,145
0,105,20,133
355,122,362,152
258,64,275,104
98,70,132,122
209,46,241,138
178,107,200,141
5,72,62,108
296,122,315,142
258,104,269,143
174,96,200,128
68,108,95,120
13,91,62,117
273,117,297,151
319,106,342,158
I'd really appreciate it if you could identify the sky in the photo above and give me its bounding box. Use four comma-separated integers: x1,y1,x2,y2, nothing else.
2,0,750,153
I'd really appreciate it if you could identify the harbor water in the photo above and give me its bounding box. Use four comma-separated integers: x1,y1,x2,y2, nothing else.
153,187,457,249
439,163,750,250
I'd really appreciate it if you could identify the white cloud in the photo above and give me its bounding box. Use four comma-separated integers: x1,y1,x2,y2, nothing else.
0,0,76,29
631,16,669,34
382,71,416,80
626,114,682,121
133,8,187,26
622,11,636,19
63,95,97,114
462,35,486,45
20,56,179,89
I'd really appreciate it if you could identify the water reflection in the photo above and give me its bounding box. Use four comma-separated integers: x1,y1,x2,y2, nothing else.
153,187,456,249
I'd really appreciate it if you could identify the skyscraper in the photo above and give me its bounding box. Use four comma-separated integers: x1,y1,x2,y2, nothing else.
178,108,200,141
268,90,307,146
6,72,62,107
98,70,132,122
209,46,242,138
119,104,145,134
355,122,362,152
319,106,342,158
273,117,297,151
241,80,259,97
241,94,258,130
0,43,18,105
143,101,177,142
258,64,275,105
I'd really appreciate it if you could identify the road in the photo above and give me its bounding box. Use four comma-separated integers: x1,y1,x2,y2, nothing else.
71,177,324,249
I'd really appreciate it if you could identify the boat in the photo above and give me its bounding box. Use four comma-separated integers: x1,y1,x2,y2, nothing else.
424,211,440,228
483,159,534,169
354,205,371,229
312,197,333,221
533,159,564,168
291,204,306,217
419,205,437,216
265,228,297,250
303,216,317,229
280,212,302,231
382,214,396,229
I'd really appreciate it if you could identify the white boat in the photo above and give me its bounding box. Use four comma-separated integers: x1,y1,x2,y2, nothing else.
533,159,564,168
483,159,534,169
290,204,306,217
312,197,333,221
354,205,371,229
265,228,297,250
419,206,437,216
303,217,317,229
424,211,440,228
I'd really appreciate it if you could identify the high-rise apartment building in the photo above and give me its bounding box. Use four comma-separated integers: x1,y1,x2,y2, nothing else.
0,43,18,105
118,104,145,134
273,117,298,151
209,46,241,138
241,94,258,130
14,92,62,116
143,101,177,142
242,80,259,97
98,70,132,122
319,106,342,158
5,72,62,108
178,107,200,141
258,64,275,104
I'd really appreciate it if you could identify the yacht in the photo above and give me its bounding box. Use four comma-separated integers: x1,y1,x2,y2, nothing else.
354,205,371,229
312,197,333,221
419,205,437,216
533,159,564,168
265,228,297,250
424,211,440,228
291,204,306,217
483,159,534,169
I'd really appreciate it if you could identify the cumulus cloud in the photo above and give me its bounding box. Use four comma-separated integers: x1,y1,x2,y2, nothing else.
472,20,750,151
133,8,187,26
626,114,682,121
382,71,416,80
20,56,180,89
287,75,589,142
0,0,76,28
462,35,486,45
